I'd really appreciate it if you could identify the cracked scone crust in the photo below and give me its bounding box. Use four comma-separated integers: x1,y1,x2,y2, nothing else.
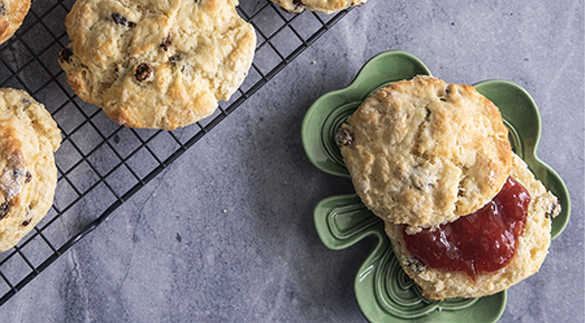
270,0,366,14
59,0,256,130
385,154,561,299
0,0,31,45
338,76,513,229
0,88,61,252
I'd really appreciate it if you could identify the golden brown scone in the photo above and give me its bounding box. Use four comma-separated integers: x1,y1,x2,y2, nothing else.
0,0,31,45
385,154,560,299
59,0,256,130
270,0,367,14
337,76,513,230
0,88,61,252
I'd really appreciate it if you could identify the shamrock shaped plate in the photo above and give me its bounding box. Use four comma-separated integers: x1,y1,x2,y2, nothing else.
301,50,571,323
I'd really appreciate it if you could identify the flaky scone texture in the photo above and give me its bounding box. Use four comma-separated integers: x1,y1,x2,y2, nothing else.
59,0,256,130
270,0,366,14
0,0,31,45
339,76,513,229
0,88,61,252
385,154,560,299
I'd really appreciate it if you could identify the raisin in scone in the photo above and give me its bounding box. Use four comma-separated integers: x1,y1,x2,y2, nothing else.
336,76,513,230
384,154,560,299
271,0,366,14
0,0,31,45
0,88,61,252
59,0,256,130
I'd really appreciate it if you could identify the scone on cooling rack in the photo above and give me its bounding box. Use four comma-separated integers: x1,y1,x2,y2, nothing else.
271,0,367,14
335,75,560,299
59,0,256,130
0,88,61,252
0,0,31,45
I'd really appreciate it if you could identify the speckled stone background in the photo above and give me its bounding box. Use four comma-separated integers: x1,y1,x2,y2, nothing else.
0,0,582,322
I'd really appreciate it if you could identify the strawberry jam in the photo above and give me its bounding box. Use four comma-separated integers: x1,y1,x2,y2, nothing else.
403,177,531,279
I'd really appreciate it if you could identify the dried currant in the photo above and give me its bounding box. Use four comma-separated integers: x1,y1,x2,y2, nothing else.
0,201,8,220
292,0,303,9
546,200,561,218
112,13,125,25
134,63,153,82
112,13,136,27
25,171,32,184
425,106,431,121
12,168,24,179
335,127,353,146
169,54,182,65
160,34,171,51
59,47,74,64
21,219,31,226
0,4,6,16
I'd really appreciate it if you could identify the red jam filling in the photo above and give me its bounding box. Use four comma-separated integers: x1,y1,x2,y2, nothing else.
403,177,531,279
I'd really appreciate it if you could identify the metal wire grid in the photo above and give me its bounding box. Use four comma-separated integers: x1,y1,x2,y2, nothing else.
0,0,350,306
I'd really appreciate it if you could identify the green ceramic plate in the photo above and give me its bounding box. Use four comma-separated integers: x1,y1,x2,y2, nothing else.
302,50,571,323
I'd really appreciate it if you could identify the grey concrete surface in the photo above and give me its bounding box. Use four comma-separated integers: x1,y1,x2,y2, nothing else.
0,0,582,322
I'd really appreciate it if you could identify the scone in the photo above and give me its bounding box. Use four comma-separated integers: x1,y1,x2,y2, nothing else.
336,76,513,230
384,154,560,299
59,0,256,130
0,88,61,252
271,0,367,14
0,0,31,45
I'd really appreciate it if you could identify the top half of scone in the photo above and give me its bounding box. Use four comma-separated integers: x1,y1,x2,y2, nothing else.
336,75,513,229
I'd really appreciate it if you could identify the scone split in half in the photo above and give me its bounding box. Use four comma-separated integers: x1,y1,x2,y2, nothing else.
337,75,514,229
336,76,560,299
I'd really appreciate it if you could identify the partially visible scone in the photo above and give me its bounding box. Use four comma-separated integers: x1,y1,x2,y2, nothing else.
385,154,560,299
0,0,31,45
337,76,513,229
0,88,61,252
271,0,367,14
59,0,256,130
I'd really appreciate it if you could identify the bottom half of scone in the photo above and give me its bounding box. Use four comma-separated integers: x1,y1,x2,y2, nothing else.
385,154,560,299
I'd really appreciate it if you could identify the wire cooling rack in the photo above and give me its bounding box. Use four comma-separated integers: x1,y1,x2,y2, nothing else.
0,0,349,306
